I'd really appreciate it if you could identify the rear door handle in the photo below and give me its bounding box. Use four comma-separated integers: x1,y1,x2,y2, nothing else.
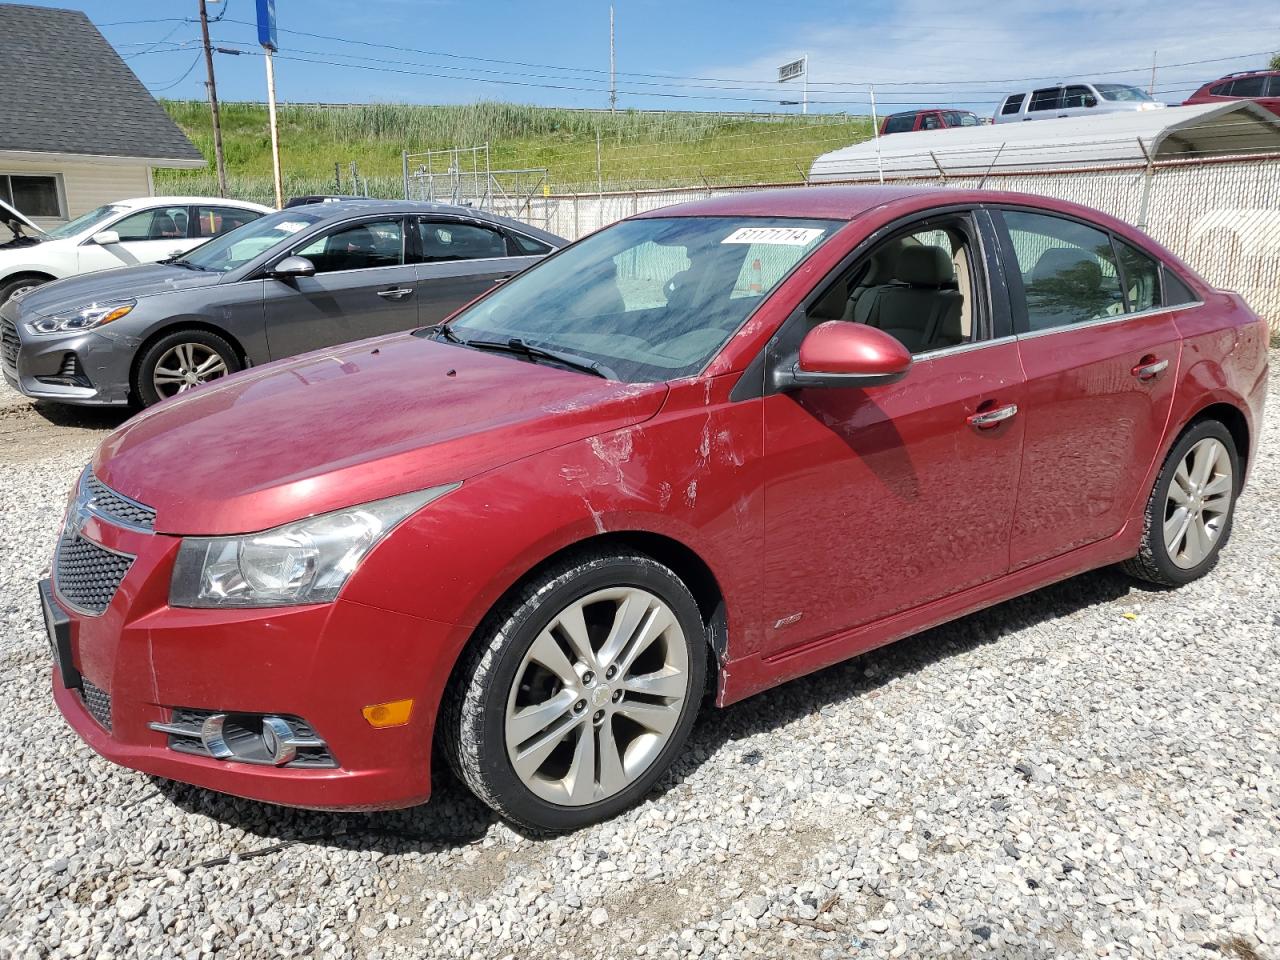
967,403,1018,429
376,287,414,300
1131,356,1168,381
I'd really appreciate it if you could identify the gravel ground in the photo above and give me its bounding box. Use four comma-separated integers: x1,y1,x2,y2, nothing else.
0,367,1277,960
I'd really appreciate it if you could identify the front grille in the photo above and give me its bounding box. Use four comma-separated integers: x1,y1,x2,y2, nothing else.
0,316,17,369
85,474,155,530
80,678,112,731
158,708,338,768
54,534,133,615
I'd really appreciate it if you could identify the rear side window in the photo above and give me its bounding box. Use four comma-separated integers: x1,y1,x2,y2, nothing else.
1210,82,1232,96
417,220,508,262
1162,268,1198,306
1001,211,1125,332
1029,88,1061,111
884,114,915,133
509,232,553,256
1230,75,1267,97
1000,94,1025,115
194,206,261,238
1062,85,1093,108
1115,240,1161,312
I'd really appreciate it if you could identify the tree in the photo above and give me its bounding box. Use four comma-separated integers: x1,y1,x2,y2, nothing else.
1271,52,1280,71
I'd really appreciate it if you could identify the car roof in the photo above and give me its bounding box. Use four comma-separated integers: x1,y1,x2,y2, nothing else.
632,185,941,221
281,199,566,244
114,196,272,210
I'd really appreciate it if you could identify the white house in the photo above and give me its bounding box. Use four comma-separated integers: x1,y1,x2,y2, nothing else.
0,3,205,229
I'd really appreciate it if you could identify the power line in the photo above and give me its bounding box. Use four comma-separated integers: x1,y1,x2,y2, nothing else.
148,52,204,91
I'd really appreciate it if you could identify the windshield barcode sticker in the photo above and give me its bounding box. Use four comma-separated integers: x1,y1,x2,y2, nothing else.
721,227,825,246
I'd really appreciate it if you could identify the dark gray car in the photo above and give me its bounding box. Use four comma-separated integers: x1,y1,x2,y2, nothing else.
0,200,564,406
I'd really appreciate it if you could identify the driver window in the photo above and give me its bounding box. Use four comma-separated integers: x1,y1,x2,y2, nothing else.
113,206,189,241
294,218,404,273
809,218,981,356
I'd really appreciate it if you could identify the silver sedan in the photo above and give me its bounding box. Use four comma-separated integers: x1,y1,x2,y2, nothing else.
1,200,564,407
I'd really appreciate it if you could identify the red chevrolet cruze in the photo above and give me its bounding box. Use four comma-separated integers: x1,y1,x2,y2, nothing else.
43,186,1268,831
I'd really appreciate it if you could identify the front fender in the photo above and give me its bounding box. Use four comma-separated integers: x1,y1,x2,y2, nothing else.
342,373,768,663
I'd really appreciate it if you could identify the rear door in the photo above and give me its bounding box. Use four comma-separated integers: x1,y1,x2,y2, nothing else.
190,205,264,249
412,217,545,324
1026,87,1062,120
992,208,1182,570
262,215,420,359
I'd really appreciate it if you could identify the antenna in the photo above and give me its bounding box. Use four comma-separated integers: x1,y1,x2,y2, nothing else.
609,5,617,113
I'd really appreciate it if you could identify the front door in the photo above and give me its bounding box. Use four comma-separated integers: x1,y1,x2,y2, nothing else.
992,208,1182,570
263,216,420,359
413,217,540,325
761,212,1026,656
77,204,193,272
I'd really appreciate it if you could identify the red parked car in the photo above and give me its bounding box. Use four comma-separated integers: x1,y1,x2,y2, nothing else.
44,186,1268,831
1183,69,1280,116
880,109,981,134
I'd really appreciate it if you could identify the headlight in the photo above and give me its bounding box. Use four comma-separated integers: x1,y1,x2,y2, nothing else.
169,484,459,608
28,299,135,335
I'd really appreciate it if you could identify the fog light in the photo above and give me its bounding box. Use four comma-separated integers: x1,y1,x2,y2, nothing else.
362,699,413,728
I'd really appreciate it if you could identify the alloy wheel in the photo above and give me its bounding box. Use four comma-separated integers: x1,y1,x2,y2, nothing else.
504,586,690,806
1163,436,1233,569
152,342,230,398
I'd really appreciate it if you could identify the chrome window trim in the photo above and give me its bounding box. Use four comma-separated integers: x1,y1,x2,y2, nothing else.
912,334,1018,362
1014,300,1204,343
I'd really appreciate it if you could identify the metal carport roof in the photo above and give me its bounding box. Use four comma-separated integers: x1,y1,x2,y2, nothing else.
809,102,1280,181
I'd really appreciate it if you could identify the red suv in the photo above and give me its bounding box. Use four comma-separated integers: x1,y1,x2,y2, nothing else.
880,109,981,134
1184,70,1280,116
44,186,1268,831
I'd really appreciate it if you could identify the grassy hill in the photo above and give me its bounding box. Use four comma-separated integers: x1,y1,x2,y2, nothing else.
155,100,873,202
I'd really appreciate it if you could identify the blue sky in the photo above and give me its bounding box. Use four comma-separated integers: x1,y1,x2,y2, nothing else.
20,0,1280,114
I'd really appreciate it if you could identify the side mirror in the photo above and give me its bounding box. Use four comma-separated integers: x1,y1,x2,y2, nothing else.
1084,95,1098,108
91,230,120,245
271,255,316,279
774,321,912,391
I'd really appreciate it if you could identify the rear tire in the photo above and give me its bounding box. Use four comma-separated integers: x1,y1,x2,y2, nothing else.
133,329,241,407
1121,419,1239,587
443,550,706,832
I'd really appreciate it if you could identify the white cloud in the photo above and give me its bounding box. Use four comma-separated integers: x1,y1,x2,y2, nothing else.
693,0,1279,112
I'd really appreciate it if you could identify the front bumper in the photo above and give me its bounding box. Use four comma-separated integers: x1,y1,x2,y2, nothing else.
45,504,464,810
1,303,133,405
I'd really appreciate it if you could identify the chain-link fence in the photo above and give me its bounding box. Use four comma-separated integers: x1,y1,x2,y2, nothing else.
528,155,1280,332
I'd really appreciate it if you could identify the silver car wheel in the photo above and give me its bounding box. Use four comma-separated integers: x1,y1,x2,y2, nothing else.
1164,437,1233,569
8,281,39,301
504,586,690,807
152,342,230,398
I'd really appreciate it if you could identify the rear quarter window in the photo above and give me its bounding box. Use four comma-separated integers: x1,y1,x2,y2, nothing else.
1000,94,1025,115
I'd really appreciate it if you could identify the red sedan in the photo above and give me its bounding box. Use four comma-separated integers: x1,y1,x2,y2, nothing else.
44,186,1268,831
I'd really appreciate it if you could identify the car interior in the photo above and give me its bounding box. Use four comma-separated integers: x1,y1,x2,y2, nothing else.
296,220,404,272
808,223,977,355
418,222,509,262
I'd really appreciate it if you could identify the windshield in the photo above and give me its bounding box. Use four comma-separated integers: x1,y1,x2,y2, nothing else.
447,216,839,382
45,204,128,239
1096,84,1154,102
179,208,322,273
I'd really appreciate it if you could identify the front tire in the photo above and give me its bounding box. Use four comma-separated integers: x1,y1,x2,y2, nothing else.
0,274,50,305
1122,419,1239,586
133,329,241,406
444,550,706,832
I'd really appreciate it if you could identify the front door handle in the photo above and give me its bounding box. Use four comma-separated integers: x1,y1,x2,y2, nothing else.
1131,356,1168,381
967,403,1018,430
376,287,415,300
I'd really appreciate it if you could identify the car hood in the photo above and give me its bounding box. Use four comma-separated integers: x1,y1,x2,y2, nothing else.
94,333,669,535
0,196,50,243
15,263,223,316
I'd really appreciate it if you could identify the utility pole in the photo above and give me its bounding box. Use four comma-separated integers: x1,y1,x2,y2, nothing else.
1148,50,1157,95
264,47,283,208
198,0,228,197
609,5,617,113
